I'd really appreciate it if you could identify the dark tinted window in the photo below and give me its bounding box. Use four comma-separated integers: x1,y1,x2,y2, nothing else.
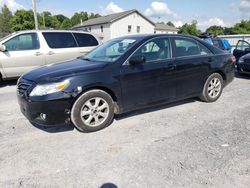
43,32,77,49
73,33,99,47
4,33,40,51
132,38,171,62
175,38,201,57
199,43,212,55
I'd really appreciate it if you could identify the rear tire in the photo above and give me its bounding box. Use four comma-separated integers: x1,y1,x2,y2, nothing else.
71,90,115,132
199,73,224,102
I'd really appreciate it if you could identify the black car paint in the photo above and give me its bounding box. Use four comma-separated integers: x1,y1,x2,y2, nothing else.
17,34,235,126
235,53,250,74
233,40,250,62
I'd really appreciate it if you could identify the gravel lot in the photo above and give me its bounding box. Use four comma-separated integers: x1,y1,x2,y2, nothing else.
0,76,249,188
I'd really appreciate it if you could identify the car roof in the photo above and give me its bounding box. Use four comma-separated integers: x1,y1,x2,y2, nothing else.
12,30,94,35
116,34,200,40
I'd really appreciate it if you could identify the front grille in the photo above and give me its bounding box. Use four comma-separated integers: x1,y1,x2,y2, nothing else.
17,79,33,96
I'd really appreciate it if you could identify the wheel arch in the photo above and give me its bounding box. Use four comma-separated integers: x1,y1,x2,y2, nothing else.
214,70,226,81
73,85,120,114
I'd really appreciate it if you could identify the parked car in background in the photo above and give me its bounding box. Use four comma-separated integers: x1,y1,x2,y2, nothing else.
198,35,232,53
0,30,101,82
233,40,250,62
235,53,250,75
17,34,235,132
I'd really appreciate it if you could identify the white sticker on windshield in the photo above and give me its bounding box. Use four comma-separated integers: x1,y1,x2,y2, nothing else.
121,39,136,44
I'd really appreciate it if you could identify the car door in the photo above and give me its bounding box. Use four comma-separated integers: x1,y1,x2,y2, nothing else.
233,40,250,61
0,32,45,78
120,37,176,110
72,32,99,56
42,32,79,65
171,37,213,99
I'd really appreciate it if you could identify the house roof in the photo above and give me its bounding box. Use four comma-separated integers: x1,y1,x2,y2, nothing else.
72,9,155,29
155,23,178,31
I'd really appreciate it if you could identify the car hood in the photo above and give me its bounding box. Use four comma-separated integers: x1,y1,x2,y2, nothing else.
22,58,108,83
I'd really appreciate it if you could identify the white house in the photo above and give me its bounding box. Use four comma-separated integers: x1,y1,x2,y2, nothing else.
72,10,177,42
154,23,178,34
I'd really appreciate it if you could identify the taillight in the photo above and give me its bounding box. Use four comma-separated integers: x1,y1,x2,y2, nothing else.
229,55,236,63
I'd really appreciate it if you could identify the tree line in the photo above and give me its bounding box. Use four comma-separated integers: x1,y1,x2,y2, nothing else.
1,4,250,38
170,20,250,36
0,4,100,38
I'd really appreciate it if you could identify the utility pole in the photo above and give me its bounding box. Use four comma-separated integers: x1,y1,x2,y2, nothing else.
32,0,39,30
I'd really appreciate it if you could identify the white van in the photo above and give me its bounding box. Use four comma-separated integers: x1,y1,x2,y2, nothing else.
0,30,101,80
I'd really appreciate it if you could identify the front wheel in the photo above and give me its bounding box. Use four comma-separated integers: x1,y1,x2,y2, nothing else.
199,73,224,102
71,90,115,132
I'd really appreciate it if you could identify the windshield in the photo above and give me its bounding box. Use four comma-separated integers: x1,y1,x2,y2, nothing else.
82,38,138,63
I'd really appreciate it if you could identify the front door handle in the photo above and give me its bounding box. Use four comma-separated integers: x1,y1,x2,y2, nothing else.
208,57,213,62
35,52,43,56
48,51,55,55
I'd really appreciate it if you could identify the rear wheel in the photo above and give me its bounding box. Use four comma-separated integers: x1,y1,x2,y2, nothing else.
200,73,224,102
71,90,115,132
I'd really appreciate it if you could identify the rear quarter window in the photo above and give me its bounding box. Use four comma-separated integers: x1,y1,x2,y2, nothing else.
42,32,77,49
73,33,99,47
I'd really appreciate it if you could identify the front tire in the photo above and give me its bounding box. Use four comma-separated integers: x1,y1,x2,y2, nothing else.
71,90,115,132
200,73,224,102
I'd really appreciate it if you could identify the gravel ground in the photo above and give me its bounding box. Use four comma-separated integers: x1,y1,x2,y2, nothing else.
0,76,249,188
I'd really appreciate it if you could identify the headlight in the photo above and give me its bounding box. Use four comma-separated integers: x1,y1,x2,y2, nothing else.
30,80,70,96
238,57,244,63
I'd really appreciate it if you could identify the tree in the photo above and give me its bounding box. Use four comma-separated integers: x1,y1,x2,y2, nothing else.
230,20,250,34
0,4,13,37
41,11,60,29
60,18,72,29
206,26,224,35
55,14,68,24
71,12,88,26
88,13,101,19
167,21,175,27
178,20,199,36
10,10,35,31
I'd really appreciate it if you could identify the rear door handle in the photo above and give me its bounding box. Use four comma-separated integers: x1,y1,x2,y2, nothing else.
166,63,176,71
35,52,43,56
48,51,55,55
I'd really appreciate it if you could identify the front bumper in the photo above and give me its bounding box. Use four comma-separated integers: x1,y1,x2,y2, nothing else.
235,62,250,74
17,94,73,127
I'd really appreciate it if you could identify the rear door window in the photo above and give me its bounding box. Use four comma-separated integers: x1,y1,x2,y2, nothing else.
4,33,40,51
73,33,99,47
174,38,211,57
42,32,77,49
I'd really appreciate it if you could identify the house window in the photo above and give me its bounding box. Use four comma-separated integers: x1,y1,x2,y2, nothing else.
137,26,140,33
89,27,91,32
101,26,103,33
128,25,132,33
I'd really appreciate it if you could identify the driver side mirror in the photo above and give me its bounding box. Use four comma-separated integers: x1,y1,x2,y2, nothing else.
129,55,146,66
0,44,6,52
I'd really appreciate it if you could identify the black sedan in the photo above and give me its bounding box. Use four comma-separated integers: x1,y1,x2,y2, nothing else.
235,53,250,75
17,34,235,132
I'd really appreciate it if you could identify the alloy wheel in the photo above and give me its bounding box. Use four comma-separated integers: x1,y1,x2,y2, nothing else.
80,97,110,127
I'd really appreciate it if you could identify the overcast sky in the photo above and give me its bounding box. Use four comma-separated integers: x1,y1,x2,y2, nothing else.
0,0,250,30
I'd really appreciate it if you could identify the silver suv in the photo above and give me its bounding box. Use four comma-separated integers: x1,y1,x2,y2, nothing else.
0,30,101,80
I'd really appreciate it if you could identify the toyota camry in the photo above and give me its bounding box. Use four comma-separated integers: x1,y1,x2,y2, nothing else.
17,34,235,132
